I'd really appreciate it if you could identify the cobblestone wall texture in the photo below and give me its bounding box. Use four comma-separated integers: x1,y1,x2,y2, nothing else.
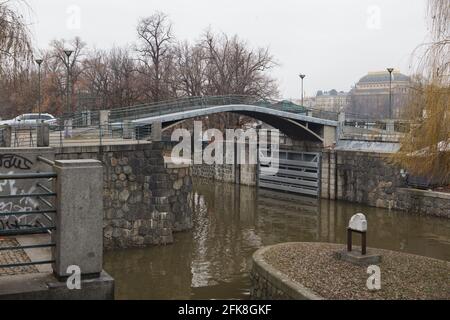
55,143,193,249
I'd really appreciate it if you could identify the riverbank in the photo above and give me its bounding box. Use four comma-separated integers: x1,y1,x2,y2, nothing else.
251,242,450,300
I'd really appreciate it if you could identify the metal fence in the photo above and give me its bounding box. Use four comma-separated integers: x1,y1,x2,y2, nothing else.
0,157,57,269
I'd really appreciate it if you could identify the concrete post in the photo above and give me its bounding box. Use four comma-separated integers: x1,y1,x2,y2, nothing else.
0,125,12,147
123,120,133,139
337,112,346,143
64,119,73,139
386,120,395,133
37,123,50,147
323,125,337,148
82,111,92,126
99,110,110,126
151,122,162,142
53,160,103,278
338,112,346,124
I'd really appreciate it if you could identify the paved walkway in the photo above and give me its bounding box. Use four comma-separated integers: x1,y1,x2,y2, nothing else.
0,235,52,277
0,238,38,276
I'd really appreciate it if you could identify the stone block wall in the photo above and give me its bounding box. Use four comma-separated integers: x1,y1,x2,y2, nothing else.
55,142,193,250
192,163,257,186
251,245,321,300
321,149,449,218
396,188,450,218
335,150,405,208
250,264,292,300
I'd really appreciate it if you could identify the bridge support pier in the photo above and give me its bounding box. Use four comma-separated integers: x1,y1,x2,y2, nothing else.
151,122,162,142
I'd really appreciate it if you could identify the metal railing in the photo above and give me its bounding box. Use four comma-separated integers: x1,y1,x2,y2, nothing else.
0,157,57,269
47,122,153,148
107,95,309,123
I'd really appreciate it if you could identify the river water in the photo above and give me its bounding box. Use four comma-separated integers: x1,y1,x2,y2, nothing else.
104,179,450,300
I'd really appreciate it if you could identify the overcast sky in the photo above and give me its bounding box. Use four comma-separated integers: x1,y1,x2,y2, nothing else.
25,0,428,99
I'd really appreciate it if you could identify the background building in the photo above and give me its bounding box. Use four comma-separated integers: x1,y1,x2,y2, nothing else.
315,90,349,113
347,70,411,119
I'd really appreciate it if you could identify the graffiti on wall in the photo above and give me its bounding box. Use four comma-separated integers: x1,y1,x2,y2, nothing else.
0,154,42,231
0,154,33,170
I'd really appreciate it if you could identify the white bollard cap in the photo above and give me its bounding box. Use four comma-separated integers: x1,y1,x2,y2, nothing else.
348,213,367,232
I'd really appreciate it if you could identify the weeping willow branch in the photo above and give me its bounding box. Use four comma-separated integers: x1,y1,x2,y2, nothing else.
0,0,33,75
392,0,449,185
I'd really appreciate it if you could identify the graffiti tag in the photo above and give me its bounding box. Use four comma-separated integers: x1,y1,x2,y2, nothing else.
0,154,33,170
0,176,40,231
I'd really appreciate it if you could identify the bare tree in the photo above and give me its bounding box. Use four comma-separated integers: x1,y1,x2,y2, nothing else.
136,12,174,102
202,30,278,98
174,41,208,97
47,37,87,113
82,46,142,109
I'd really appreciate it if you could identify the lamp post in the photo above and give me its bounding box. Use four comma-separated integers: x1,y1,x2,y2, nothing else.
387,68,394,119
299,74,306,107
35,59,43,121
64,50,74,115
64,50,74,139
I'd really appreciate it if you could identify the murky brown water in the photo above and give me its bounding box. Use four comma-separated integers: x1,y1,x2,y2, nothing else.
104,179,450,300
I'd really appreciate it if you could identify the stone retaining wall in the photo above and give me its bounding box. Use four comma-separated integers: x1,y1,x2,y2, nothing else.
251,245,322,300
335,150,405,208
396,188,450,218
192,163,257,186
322,149,450,218
55,142,193,249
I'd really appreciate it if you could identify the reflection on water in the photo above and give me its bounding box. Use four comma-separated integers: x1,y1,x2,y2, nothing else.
104,179,450,300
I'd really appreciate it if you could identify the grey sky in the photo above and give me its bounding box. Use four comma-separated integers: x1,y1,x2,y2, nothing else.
26,0,428,99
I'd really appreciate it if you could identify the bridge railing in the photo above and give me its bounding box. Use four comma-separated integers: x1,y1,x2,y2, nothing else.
106,95,309,123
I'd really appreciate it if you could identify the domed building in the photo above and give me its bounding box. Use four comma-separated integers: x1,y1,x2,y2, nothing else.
347,70,411,119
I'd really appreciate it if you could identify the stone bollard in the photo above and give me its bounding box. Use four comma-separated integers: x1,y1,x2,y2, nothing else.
151,122,162,142
335,213,381,265
37,123,50,147
0,125,12,147
53,160,103,279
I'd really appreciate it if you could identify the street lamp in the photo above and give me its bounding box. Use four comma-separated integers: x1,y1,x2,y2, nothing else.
299,74,306,107
387,68,394,119
35,59,43,121
64,50,74,115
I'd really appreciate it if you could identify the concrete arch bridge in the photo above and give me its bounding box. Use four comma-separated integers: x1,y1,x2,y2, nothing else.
105,95,338,146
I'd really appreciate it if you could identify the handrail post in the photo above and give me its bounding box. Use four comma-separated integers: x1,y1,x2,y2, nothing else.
53,159,103,279
37,123,50,147
0,125,12,147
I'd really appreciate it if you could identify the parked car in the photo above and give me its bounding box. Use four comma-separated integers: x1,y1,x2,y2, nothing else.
0,113,58,128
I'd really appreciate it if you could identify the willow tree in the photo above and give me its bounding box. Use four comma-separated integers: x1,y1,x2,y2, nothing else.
393,0,450,185
0,0,33,75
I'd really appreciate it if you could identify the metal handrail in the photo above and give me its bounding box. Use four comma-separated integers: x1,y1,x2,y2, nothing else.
0,170,57,270
0,173,57,180
37,156,56,166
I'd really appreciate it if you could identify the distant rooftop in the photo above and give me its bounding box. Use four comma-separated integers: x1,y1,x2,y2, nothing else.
359,71,410,84
316,89,348,97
